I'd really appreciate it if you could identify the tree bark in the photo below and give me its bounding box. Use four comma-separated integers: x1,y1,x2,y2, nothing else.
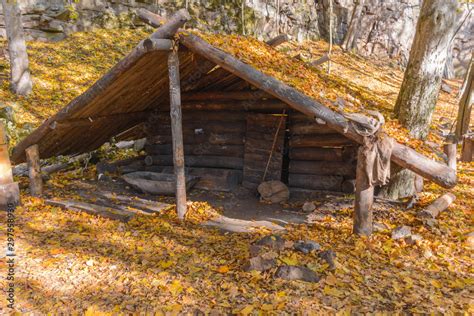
25,144,42,196
168,48,187,220
1,0,32,95
384,0,459,199
394,0,460,140
0,122,19,210
455,55,473,141
341,0,365,51
461,137,473,162
443,143,456,170
378,166,416,200
353,145,374,236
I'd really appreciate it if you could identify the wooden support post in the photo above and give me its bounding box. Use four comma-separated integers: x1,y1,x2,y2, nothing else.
353,145,374,236
0,122,19,210
461,136,473,162
443,143,457,170
168,47,187,219
25,144,42,196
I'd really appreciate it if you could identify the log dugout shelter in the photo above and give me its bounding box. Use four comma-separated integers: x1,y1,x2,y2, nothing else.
11,10,456,234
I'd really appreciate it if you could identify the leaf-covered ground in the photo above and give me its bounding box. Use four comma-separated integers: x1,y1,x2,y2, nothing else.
0,29,473,314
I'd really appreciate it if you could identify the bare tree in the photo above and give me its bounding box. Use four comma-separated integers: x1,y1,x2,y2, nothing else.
1,0,32,95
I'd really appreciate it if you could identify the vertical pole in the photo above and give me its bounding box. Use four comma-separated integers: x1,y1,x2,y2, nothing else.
0,122,19,209
461,136,473,162
353,145,374,236
168,45,187,219
25,144,42,197
443,143,457,170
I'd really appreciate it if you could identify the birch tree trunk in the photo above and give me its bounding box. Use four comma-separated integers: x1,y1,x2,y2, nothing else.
381,0,459,200
1,0,33,96
394,0,459,140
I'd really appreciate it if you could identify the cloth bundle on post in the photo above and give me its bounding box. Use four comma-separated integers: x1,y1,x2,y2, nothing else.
358,133,394,188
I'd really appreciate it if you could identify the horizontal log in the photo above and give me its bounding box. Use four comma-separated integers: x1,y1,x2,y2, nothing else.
149,121,246,135
162,167,242,192
148,132,244,146
417,192,456,219
311,54,330,67
289,147,343,161
289,160,356,177
290,122,336,135
341,179,356,193
179,33,456,188
147,155,244,169
137,8,166,28
145,143,244,157
342,146,358,162
49,111,151,130
266,34,289,47
288,173,343,191
178,100,288,112
181,90,274,101
290,134,354,147
154,111,246,122
46,199,134,222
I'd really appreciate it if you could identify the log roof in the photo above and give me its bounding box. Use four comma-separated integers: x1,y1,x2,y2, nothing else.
11,30,457,188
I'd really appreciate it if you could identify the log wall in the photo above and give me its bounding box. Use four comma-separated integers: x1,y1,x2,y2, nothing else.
144,109,247,192
143,107,358,193
288,111,357,192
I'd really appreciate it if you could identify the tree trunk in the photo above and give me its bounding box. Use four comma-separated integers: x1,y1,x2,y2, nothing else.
443,45,455,79
394,0,459,140
378,165,416,200
455,55,473,141
341,0,365,51
384,0,459,199
1,0,32,95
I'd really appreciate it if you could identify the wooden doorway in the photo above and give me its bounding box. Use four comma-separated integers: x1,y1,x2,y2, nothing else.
242,113,287,191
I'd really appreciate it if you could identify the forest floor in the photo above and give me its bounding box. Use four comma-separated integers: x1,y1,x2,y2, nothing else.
0,29,473,314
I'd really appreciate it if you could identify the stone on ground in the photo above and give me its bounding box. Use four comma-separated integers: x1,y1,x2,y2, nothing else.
254,235,286,251
391,225,412,240
319,249,337,270
247,252,278,272
275,265,320,283
405,234,423,245
294,240,321,254
302,201,316,212
257,181,290,204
